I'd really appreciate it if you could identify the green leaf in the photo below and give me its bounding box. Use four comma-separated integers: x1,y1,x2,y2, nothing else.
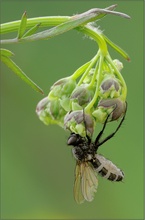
0,17,70,35
0,48,14,57
0,5,116,35
20,5,128,42
22,23,41,38
102,34,130,61
17,11,27,39
1,5,130,45
0,55,44,94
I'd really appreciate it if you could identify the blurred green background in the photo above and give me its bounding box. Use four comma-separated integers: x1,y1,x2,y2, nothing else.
1,1,143,219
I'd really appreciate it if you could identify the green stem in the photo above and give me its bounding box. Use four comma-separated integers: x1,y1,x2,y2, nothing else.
104,59,114,74
77,52,100,86
88,62,99,88
1,11,129,62
71,60,92,80
0,38,18,44
102,33,130,61
1,16,70,34
1,5,130,35
77,25,108,56
1,8,117,44
85,53,104,113
106,54,127,99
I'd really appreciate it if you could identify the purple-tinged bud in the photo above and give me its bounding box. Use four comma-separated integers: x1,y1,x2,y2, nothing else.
92,98,126,123
48,77,76,99
101,77,120,92
36,97,66,126
70,84,95,106
64,110,94,137
100,76,121,99
36,97,49,117
98,98,126,120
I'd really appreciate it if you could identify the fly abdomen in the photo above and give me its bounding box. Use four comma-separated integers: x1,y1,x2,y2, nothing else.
91,154,124,182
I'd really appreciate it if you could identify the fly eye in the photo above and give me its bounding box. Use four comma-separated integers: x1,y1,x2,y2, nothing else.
67,133,83,146
67,134,78,146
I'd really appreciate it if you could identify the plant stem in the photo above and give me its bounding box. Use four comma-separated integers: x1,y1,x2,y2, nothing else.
71,61,91,80
77,52,100,86
78,25,108,56
102,33,130,61
106,54,127,99
88,62,99,89
1,16,70,34
85,53,104,112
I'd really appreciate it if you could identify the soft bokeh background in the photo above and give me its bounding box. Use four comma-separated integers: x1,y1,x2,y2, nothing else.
1,1,143,219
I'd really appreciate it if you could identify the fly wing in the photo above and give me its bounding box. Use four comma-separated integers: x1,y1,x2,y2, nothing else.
81,162,98,202
74,161,85,204
74,161,98,204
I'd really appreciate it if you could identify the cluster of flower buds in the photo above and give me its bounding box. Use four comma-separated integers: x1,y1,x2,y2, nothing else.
36,53,127,137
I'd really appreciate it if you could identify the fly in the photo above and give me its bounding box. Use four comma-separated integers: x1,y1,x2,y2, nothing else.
67,104,127,203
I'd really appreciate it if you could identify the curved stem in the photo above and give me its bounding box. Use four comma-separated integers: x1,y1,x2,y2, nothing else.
77,25,108,56
85,53,104,113
0,38,18,44
1,10,130,62
1,16,70,34
106,53,127,100
102,33,130,61
77,52,100,86
104,59,114,74
71,60,92,80
88,62,99,88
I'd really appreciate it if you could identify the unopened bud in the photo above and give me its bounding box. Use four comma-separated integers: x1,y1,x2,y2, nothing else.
36,97,49,117
70,84,95,106
64,110,94,137
48,77,76,99
92,98,126,122
36,97,66,126
113,59,123,71
100,76,121,99
99,98,126,120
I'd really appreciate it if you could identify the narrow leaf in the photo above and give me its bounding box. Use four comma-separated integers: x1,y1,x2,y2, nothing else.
102,33,130,61
0,48,14,57
0,5,117,35
20,5,129,42
90,4,117,21
0,55,44,94
0,16,70,35
17,11,27,39
22,23,41,38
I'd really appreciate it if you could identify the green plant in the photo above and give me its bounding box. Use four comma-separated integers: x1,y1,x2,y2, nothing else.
0,5,130,135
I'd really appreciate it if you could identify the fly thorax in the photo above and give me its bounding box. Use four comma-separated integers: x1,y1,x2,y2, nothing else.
72,146,89,161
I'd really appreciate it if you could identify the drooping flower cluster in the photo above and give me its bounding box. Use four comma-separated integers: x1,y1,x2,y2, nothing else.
36,52,127,137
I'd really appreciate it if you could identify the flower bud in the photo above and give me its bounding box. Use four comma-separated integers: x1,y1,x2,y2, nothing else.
70,84,95,106
92,108,107,123
101,77,120,91
36,97,49,117
113,59,123,71
92,98,126,123
36,97,66,126
64,110,94,137
48,77,76,99
83,68,95,84
59,98,71,112
99,98,126,120
100,76,121,99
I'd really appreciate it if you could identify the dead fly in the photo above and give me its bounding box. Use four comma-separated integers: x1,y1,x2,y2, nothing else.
67,105,127,204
